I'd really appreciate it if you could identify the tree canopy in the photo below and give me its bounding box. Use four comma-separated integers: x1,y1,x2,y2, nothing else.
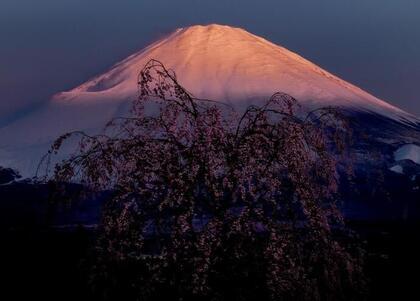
44,60,364,300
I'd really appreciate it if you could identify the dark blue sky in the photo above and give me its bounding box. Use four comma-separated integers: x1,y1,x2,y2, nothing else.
1,0,419,122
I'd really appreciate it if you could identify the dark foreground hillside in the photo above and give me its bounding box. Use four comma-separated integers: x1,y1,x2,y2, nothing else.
2,220,420,300
1,182,419,300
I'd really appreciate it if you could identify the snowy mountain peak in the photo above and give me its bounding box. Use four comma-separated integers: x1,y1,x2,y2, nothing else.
1,24,418,177
54,24,416,124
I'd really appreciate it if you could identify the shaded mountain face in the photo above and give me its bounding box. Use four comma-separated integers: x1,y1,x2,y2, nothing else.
0,167,21,185
0,24,418,177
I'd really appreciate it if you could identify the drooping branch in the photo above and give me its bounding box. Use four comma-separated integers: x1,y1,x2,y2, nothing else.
42,59,363,300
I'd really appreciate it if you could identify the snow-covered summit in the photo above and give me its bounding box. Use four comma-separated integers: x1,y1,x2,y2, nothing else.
55,24,416,123
0,24,419,177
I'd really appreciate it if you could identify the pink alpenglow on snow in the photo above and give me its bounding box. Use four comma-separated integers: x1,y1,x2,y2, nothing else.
56,24,415,122
0,24,418,177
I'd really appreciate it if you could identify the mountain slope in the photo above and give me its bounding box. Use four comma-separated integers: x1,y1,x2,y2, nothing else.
0,24,418,176
55,24,416,122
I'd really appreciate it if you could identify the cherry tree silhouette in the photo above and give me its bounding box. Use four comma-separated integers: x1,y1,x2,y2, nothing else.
44,60,364,300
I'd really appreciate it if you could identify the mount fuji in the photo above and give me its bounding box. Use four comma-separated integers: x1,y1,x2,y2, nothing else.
0,24,419,178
